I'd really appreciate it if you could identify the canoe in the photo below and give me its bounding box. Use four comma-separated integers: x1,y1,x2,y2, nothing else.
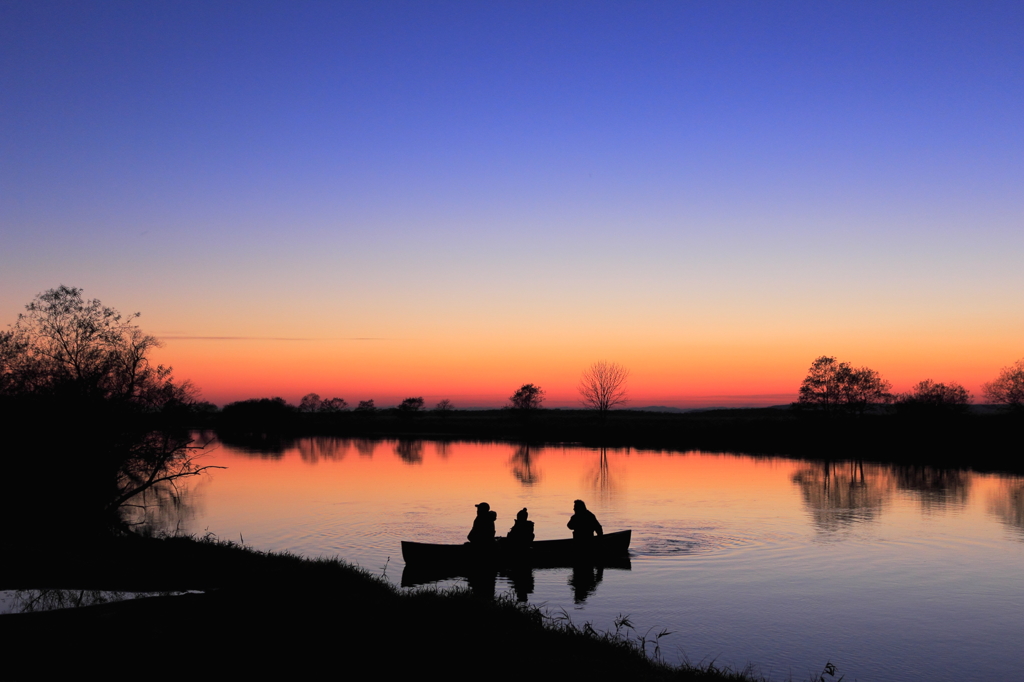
401,529,631,568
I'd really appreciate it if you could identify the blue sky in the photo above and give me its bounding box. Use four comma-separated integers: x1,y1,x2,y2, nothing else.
3,1,1023,404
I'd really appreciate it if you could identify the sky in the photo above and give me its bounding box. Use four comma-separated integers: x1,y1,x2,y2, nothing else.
2,1,1023,407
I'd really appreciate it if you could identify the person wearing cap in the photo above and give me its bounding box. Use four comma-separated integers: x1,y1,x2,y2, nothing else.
567,499,603,540
506,507,535,546
467,502,498,544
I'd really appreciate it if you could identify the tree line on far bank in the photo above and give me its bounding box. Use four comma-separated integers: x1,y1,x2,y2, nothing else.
217,353,1024,421
796,354,1024,416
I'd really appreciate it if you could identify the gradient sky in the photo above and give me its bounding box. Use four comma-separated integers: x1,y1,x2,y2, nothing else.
2,1,1023,406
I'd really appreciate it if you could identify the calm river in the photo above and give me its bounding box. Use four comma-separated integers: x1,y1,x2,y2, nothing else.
140,436,1024,681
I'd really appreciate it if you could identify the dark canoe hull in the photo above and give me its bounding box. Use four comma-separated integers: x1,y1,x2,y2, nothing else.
401,530,631,568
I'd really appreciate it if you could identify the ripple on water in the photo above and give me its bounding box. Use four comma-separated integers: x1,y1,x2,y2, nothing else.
632,523,797,557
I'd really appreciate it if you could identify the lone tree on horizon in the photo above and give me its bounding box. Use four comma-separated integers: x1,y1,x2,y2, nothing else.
509,383,544,411
578,361,629,415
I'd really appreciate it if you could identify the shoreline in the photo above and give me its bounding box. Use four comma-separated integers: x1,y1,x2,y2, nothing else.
207,406,1024,475
1,533,762,681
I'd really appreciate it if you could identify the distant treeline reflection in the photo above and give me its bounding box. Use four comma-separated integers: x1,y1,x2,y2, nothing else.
212,432,1024,538
205,394,1024,475
792,460,1024,536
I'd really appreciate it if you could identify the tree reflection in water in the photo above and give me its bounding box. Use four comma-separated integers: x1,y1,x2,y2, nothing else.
893,466,970,511
587,447,618,501
792,461,890,532
353,438,377,457
121,479,203,536
988,479,1024,538
394,439,424,464
793,461,980,532
298,437,350,464
510,444,541,486
4,588,187,614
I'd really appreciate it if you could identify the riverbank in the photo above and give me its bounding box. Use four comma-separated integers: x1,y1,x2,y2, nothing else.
210,405,1024,474
1,534,759,681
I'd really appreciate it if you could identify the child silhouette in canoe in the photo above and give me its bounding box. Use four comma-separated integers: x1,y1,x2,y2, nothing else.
506,507,535,546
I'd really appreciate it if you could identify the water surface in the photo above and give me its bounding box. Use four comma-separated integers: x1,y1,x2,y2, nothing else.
136,437,1024,681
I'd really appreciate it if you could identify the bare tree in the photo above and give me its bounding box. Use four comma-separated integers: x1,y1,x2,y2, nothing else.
578,361,629,414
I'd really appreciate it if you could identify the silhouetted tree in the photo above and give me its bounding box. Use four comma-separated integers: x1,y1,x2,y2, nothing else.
299,392,322,413
221,397,294,422
320,397,349,412
434,398,454,412
896,380,971,415
0,285,194,406
0,286,212,533
397,396,425,412
797,355,892,415
355,399,376,412
509,383,544,411
578,361,629,414
983,358,1024,409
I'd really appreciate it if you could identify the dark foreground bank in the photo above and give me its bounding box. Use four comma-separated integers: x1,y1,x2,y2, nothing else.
1,534,758,682
211,404,1024,474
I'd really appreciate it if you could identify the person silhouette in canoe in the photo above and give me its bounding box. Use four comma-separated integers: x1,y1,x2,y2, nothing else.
467,502,498,544
506,507,535,546
567,499,603,540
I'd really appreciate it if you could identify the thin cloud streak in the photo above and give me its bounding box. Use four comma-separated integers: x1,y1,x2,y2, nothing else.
159,335,391,341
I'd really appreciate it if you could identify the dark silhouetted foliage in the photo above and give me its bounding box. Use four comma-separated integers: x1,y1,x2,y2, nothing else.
0,285,194,407
321,396,349,412
0,286,208,536
895,380,971,416
398,396,425,412
509,383,545,411
298,392,322,412
984,358,1024,409
355,399,377,412
797,356,892,415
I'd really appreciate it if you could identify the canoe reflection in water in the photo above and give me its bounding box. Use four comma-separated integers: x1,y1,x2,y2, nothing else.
401,556,631,602
400,530,632,601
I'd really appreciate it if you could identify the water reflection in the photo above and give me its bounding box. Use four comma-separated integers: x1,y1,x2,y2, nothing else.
353,438,377,457
792,461,889,532
401,562,628,604
121,478,202,534
586,447,617,499
298,437,350,463
394,440,424,464
139,437,1024,682
569,564,604,604
988,480,1024,538
0,589,187,614
893,466,970,511
793,461,983,532
510,444,541,486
